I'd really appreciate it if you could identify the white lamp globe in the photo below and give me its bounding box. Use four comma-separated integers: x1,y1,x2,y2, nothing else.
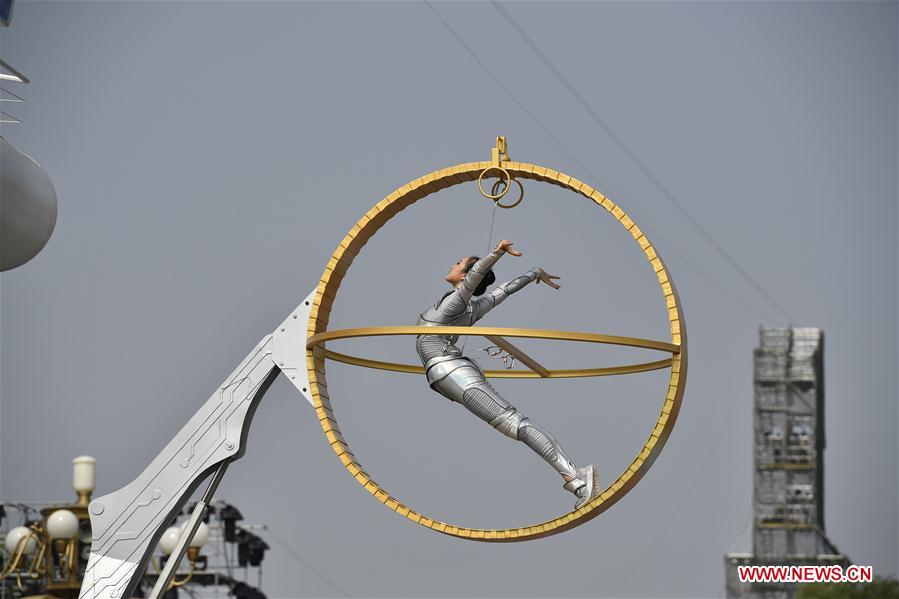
5,526,37,555
159,526,181,556
179,521,209,549
47,509,79,539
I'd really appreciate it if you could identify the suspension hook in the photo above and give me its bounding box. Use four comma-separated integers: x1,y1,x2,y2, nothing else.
477,136,524,208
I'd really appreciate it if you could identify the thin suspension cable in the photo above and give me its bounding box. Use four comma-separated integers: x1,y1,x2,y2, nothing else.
486,196,499,255
263,528,352,598
460,196,499,356
422,1,778,324
490,1,795,324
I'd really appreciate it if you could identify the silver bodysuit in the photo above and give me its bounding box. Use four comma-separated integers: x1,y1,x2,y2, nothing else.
415,250,583,484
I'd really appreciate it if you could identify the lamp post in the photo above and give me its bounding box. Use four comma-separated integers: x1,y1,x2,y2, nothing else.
157,522,209,589
36,456,98,597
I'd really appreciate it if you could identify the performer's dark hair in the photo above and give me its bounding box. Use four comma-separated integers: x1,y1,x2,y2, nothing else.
465,256,496,297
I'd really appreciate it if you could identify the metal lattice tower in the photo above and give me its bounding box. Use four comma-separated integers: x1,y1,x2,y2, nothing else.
724,326,849,599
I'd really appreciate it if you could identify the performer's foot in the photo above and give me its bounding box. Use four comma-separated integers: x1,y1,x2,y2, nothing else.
563,465,601,510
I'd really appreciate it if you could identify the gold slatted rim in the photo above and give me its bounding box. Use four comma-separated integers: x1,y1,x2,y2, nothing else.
307,161,687,542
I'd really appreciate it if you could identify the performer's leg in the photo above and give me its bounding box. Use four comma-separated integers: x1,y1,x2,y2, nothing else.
516,417,580,481
429,360,600,506
453,373,579,481
511,408,601,507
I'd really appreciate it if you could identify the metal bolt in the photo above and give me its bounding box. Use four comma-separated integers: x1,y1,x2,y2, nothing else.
293,314,297,319
90,502,105,515
280,328,285,332
225,441,234,450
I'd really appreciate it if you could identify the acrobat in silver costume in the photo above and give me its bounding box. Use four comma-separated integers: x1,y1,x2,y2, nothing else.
415,249,599,508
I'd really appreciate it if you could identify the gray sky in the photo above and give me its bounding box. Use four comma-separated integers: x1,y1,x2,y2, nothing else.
1,2,896,597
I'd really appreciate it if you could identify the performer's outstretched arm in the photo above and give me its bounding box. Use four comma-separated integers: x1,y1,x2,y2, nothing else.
473,266,543,319
441,250,504,315
459,250,504,302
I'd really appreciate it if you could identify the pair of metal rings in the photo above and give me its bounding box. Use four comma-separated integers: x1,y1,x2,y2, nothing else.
477,166,524,209
481,344,516,369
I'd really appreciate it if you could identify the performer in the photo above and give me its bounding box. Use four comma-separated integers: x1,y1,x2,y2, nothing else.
415,239,600,509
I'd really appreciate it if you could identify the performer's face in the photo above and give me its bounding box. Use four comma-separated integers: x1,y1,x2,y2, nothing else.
446,256,476,286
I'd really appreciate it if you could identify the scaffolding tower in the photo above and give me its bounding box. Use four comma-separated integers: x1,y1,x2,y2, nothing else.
724,327,849,598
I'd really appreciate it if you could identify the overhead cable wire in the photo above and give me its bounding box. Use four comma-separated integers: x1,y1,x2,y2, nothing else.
262,528,352,598
603,415,748,596
490,1,795,324
422,1,778,324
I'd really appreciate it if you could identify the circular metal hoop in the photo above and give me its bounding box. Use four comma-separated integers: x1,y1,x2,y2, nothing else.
307,160,687,542
306,326,678,378
477,166,512,200
494,177,524,209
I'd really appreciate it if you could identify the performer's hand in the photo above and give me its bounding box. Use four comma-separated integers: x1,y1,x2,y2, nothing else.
535,268,561,289
495,239,522,256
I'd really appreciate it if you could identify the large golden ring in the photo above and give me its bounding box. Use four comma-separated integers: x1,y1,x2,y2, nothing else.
307,160,687,542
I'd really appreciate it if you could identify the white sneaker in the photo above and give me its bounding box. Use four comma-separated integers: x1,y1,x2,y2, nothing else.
563,465,601,510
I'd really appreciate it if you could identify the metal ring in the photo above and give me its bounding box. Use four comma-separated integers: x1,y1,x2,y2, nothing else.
489,179,508,199
496,177,524,209
477,166,512,200
305,326,678,379
307,160,688,542
320,347,673,379
308,326,680,354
